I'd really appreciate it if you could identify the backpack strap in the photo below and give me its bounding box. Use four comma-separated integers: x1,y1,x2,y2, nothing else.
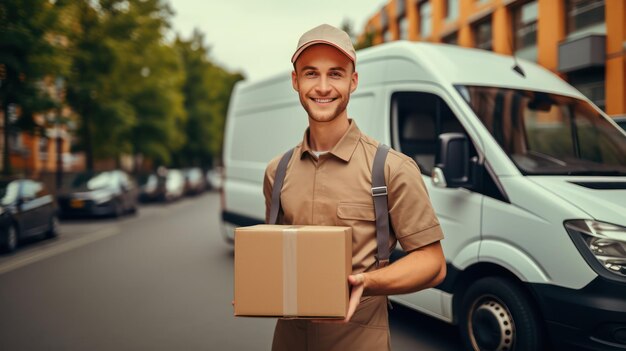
372,144,391,268
269,144,392,269
269,148,295,225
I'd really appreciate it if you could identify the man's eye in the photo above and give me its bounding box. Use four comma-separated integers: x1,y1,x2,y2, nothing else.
330,72,343,78
304,71,317,77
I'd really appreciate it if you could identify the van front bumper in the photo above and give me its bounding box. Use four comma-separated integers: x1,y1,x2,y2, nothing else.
532,277,626,350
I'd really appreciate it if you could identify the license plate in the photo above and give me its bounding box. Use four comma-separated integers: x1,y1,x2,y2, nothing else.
70,199,84,208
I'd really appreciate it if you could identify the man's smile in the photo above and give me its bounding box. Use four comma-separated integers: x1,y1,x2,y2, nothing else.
311,97,338,104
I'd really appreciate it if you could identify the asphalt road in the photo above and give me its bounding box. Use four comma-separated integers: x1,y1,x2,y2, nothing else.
0,192,462,350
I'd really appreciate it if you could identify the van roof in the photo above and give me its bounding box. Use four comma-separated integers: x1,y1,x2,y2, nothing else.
233,41,588,109
356,41,585,99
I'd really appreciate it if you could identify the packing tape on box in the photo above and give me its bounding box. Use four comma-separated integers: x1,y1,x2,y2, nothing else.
283,227,298,316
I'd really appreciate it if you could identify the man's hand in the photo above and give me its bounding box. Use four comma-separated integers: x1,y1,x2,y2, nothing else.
313,273,366,323
344,273,366,322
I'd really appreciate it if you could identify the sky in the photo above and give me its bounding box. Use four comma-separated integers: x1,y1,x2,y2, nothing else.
169,0,385,82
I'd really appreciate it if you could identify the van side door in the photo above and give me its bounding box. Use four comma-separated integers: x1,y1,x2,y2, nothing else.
387,84,484,322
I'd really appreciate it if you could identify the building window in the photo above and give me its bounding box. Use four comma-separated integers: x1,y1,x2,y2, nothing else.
474,18,493,51
443,32,458,45
396,0,406,17
565,0,605,34
39,137,48,157
513,0,538,50
380,8,389,30
445,0,460,22
419,1,432,38
399,16,409,40
384,30,393,42
569,67,606,111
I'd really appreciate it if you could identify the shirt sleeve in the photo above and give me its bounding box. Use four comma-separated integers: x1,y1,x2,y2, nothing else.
387,158,444,252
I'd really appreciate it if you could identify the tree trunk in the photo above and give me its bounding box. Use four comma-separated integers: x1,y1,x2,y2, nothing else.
84,106,94,172
2,102,11,176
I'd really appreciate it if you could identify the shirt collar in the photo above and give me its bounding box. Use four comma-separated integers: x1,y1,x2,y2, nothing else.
300,119,361,162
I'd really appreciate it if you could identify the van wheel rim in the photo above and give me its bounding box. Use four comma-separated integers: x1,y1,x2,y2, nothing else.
468,295,515,351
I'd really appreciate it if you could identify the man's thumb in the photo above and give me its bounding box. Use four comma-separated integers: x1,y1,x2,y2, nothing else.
348,273,365,285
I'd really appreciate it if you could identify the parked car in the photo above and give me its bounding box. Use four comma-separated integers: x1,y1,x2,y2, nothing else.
57,170,138,218
0,179,58,253
221,42,626,350
138,172,167,202
206,167,223,191
183,168,206,195
163,169,185,202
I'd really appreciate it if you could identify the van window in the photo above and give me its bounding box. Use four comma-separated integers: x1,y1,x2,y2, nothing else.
458,86,626,175
392,92,466,175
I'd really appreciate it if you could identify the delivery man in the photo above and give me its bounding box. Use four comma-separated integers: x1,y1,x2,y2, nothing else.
263,24,447,350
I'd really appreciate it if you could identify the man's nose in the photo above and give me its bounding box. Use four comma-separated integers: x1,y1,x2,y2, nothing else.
315,76,331,95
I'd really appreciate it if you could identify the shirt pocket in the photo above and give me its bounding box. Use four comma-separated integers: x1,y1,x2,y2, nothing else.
336,202,375,222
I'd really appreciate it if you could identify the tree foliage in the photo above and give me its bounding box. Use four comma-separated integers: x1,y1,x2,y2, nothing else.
0,0,69,174
4,0,246,173
173,31,243,168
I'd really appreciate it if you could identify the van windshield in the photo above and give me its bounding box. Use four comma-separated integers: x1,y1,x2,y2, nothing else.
456,85,626,176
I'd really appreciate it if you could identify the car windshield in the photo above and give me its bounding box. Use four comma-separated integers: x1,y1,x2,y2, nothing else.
138,174,157,186
457,85,626,176
71,172,116,190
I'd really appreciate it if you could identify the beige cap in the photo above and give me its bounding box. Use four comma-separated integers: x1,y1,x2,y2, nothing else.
291,24,356,64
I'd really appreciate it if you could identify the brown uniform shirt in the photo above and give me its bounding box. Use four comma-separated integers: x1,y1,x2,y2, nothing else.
263,120,444,351
263,120,444,274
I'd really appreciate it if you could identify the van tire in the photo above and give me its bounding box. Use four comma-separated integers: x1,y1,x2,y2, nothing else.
459,277,544,351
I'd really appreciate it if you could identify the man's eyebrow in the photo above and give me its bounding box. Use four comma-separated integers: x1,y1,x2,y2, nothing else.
299,66,347,72
329,67,347,72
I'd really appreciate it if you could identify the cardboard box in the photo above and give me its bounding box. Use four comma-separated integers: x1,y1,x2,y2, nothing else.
234,225,352,318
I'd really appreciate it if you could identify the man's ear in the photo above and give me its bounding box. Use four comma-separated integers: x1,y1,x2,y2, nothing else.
350,71,359,94
291,70,299,92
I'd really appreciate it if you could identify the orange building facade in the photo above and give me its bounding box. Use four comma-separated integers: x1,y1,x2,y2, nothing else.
0,76,74,177
360,0,626,118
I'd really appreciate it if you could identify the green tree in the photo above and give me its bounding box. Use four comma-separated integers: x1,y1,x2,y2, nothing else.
113,0,187,168
173,31,244,168
205,66,244,165
0,0,68,175
66,0,185,170
65,0,136,171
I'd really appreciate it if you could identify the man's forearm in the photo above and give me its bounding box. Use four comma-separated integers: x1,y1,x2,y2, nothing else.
362,241,446,296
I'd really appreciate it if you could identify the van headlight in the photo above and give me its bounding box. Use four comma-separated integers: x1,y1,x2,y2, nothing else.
565,220,626,280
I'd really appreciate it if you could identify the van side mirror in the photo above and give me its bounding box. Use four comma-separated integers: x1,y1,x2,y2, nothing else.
432,133,471,188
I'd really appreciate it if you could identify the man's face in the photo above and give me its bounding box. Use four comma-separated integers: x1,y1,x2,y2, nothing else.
292,44,358,123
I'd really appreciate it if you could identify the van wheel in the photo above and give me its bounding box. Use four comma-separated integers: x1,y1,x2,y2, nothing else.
459,277,544,351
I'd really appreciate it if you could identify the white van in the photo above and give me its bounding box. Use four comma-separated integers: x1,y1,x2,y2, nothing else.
221,41,626,351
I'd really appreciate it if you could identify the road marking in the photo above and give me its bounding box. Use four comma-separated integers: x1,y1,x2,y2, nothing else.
0,227,121,276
